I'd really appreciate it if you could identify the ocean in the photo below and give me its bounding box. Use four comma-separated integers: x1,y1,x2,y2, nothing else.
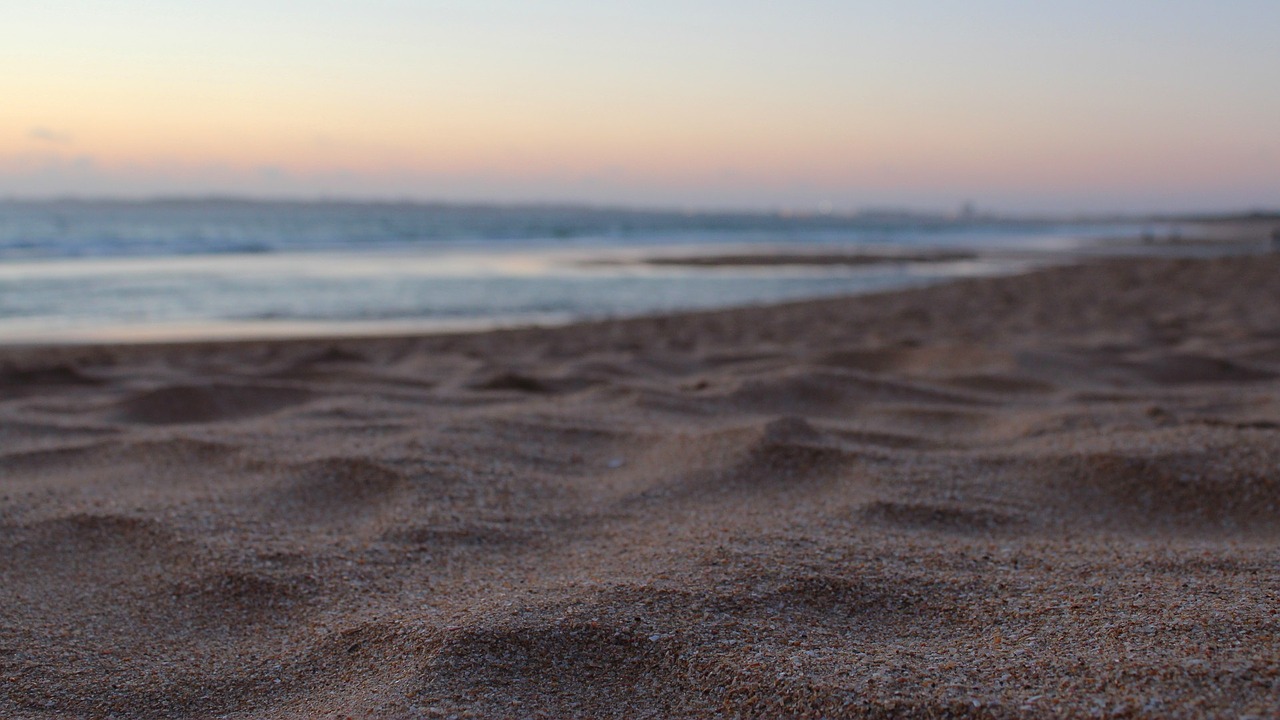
0,199,1147,344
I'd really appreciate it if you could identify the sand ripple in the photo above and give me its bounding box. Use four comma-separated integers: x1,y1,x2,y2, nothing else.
2,254,1280,717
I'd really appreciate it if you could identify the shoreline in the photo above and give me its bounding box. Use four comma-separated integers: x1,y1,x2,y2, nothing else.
0,239,1271,355
3,211,1276,349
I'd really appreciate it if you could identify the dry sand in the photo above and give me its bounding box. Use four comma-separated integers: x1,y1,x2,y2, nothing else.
2,253,1279,718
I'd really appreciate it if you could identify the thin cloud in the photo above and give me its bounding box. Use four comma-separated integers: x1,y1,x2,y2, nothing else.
28,127,72,145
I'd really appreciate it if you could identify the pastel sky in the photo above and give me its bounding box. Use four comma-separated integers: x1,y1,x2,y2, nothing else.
4,1,1278,213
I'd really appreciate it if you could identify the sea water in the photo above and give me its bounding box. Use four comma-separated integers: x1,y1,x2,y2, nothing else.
0,199,1144,343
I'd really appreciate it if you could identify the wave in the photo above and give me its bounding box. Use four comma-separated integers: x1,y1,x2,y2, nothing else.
0,199,1126,262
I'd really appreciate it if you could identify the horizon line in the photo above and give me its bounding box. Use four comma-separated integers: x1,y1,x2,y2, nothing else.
3,194,1276,223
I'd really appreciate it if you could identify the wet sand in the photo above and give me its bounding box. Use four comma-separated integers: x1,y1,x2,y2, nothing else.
580,249,980,268
2,253,1279,718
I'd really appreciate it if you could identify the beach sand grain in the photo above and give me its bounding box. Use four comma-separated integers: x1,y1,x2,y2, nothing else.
2,254,1279,717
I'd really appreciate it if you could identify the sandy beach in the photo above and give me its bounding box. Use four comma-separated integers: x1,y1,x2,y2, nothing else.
2,252,1279,718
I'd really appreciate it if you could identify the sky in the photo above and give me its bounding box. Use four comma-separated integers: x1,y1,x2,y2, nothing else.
4,1,1278,214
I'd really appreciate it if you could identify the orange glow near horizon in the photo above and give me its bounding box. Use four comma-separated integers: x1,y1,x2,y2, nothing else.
6,2,1279,211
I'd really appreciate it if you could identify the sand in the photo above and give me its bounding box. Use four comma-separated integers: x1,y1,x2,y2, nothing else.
2,253,1279,718
579,249,980,268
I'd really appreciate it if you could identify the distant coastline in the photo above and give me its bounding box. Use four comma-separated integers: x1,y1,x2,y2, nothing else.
4,194,1275,222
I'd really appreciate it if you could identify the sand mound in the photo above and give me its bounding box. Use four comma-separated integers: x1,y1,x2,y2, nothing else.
1127,353,1277,385
725,368,986,416
421,619,695,716
0,514,194,602
383,521,536,550
936,373,1057,395
737,416,849,481
465,368,603,395
467,370,553,393
261,457,408,527
160,569,318,630
115,383,312,424
616,416,855,503
11,512,181,562
0,362,102,397
1040,442,1280,533
857,500,1024,534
